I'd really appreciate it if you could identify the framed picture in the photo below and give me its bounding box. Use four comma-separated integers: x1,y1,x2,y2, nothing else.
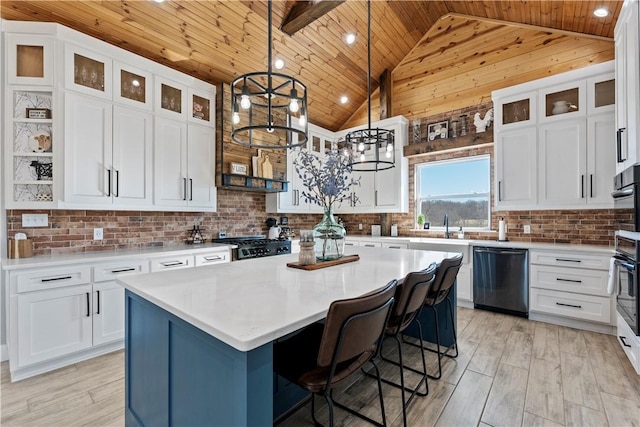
26,108,52,119
427,120,448,141
231,162,248,175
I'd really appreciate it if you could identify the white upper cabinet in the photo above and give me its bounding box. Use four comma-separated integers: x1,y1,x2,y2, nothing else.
64,43,113,100
615,0,640,174
154,118,188,206
6,34,55,86
186,124,216,208
154,76,187,121
493,61,615,210
113,61,152,110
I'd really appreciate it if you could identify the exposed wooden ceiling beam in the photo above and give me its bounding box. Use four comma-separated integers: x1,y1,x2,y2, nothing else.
280,0,346,36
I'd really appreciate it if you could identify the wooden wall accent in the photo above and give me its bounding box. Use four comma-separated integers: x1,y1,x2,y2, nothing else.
341,14,614,129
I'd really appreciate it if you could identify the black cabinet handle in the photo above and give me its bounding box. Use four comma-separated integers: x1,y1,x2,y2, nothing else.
189,178,193,201
619,336,632,348
589,174,593,198
556,278,583,284
111,267,136,273
498,180,502,201
114,170,120,197
581,175,585,198
556,258,581,263
86,292,90,317
183,178,187,201
107,169,112,197
556,302,582,309
617,128,626,163
41,276,72,282
96,290,101,314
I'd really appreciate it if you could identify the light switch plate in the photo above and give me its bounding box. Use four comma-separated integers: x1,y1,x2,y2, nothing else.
523,225,531,234
22,213,48,227
371,225,381,237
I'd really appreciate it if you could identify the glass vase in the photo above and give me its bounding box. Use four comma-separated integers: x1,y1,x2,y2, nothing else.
313,206,346,261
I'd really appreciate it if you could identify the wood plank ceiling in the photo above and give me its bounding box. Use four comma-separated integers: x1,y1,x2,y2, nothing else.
1,1,622,131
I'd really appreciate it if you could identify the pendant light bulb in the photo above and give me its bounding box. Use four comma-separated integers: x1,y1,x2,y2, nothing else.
385,151,391,159
232,111,240,125
298,114,306,126
289,88,299,112
360,153,366,162
240,95,251,109
358,142,365,152
386,143,393,152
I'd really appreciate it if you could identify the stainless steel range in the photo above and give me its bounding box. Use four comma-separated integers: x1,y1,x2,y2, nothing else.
211,235,291,260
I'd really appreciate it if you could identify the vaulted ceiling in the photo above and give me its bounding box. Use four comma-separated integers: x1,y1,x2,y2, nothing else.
1,1,622,131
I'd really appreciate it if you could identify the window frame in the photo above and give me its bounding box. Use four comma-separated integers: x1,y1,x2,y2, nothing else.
414,154,491,230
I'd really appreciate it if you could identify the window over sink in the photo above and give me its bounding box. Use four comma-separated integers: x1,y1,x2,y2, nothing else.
415,155,490,229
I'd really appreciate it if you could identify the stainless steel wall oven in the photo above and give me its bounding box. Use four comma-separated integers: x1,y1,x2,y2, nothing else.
613,165,640,232
614,232,639,336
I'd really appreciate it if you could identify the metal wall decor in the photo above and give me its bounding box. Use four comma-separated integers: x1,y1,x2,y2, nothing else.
345,0,395,172
230,0,307,149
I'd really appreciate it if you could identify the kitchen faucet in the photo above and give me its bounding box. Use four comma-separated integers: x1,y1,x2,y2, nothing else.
444,214,450,239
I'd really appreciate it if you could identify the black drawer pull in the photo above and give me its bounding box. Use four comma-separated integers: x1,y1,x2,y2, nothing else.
160,261,184,267
111,268,136,273
86,292,90,317
41,276,72,282
555,258,581,263
619,336,632,348
556,278,583,284
388,246,402,249
364,244,376,247
96,290,101,314
556,302,582,309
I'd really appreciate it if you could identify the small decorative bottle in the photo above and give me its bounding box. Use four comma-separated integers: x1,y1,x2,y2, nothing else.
459,114,468,136
451,120,458,138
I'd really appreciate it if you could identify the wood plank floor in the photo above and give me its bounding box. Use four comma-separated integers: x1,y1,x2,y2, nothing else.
2,307,639,426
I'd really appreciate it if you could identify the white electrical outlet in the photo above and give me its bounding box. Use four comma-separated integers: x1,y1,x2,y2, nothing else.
94,228,104,240
523,225,531,234
358,223,363,230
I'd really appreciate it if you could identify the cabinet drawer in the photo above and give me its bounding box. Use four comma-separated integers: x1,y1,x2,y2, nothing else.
530,250,610,269
93,260,149,282
149,255,193,272
344,241,360,247
530,288,611,324
195,251,230,267
616,312,640,375
530,265,609,296
15,265,92,293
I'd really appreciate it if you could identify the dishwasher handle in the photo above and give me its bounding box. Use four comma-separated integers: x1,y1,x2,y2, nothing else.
473,248,527,256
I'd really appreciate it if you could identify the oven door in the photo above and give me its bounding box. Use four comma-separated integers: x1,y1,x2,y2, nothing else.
615,256,638,335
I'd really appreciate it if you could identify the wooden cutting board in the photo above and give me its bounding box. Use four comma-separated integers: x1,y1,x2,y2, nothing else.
287,254,359,270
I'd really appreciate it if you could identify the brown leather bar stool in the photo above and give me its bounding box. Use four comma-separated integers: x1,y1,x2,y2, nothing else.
273,280,397,427
403,253,463,380
365,263,437,427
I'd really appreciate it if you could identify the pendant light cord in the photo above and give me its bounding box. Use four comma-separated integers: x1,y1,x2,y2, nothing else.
367,0,371,131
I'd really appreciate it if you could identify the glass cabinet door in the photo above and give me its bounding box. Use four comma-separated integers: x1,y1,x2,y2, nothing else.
539,81,586,121
188,88,213,124
154,77,187,119
6,34,54,86
64,44,113,99
495,91,537,129
587,74,615,115
114,62,152,109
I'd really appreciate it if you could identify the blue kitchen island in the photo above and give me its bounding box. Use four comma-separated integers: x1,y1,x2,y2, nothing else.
118,246,459,426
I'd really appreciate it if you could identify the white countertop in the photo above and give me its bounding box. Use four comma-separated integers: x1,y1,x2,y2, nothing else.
117,246,458,352
1,242,235,270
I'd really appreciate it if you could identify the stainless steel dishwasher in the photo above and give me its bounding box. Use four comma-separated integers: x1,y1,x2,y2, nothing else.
473,246,529,317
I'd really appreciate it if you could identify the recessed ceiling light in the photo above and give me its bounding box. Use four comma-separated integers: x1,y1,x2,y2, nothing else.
345,33,356,45
593,7,609,17
274,58,285,69
153,0,165,3
340,95,349,104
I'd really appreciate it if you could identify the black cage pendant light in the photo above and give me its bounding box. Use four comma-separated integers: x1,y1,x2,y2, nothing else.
230,0,308,149
345,0,395,171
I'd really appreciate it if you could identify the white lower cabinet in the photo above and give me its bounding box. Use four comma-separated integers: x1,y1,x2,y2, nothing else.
17,284,93,367
92,282,124,346
456,265,472,302
149,254,193,272
529,249,613,328
617,312,640,375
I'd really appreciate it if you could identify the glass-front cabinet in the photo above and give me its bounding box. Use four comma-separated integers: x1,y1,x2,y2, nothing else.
587,73,615,115
64,44,113,99
495,91,537,129
154,77,187,120
6,34,54,86
539,81,586,122
114,62,152,110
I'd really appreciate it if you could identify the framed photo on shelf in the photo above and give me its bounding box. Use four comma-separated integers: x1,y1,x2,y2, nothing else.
26,108,51,119
230,162,248,175
427,120,448,141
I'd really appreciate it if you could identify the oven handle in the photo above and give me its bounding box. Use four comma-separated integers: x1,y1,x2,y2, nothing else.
614,258,635,272
611,188,633,198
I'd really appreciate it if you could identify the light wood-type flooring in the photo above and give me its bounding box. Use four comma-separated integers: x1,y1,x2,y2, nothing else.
2,307,639,426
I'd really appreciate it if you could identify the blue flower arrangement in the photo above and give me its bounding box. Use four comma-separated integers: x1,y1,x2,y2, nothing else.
293,147,360,210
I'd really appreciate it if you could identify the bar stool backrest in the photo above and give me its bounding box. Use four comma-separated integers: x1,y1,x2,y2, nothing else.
393,263,438,322
317,280,396,367
425,254,463,307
